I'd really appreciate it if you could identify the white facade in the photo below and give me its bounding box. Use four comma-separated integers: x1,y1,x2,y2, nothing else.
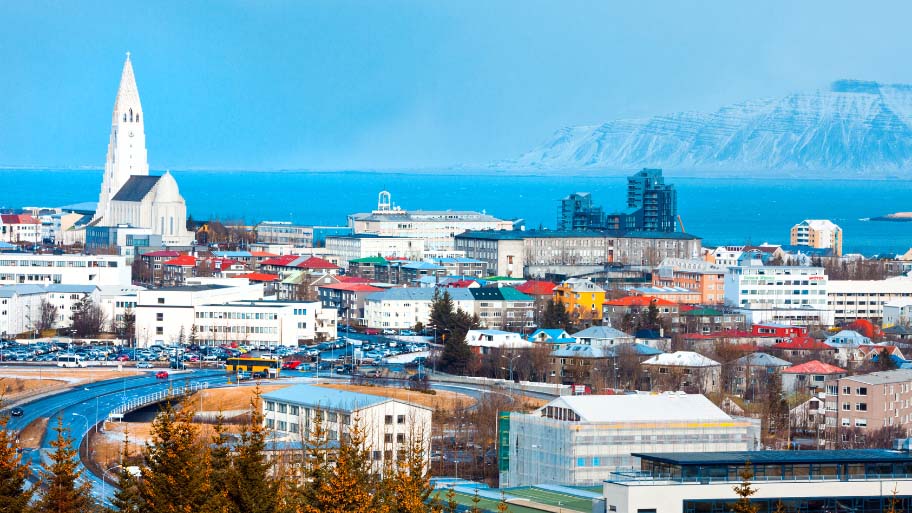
501,393,759,487
829,276,912,324
0,254,130,287
0,285,45,337
884,299,912,328
711,246,744,267
363,288,475,330
465,329,532,351
349,191,515,251
263,384,432,473
95,53,149,225
724,263,830,326
324,235,425,267
194,300,335,346
0,215,41,244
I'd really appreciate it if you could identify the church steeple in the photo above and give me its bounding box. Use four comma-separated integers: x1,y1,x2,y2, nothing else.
94,52,149,223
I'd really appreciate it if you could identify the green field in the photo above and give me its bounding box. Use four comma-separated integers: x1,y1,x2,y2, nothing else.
502,487,593,512
446,491,543,513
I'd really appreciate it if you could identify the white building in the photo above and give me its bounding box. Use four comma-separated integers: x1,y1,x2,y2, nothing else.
0,214,41,245
363,288,474,330
194,300,335,346
641,351,722,391
500,393,759,487
884,298,912,328
711,246,744,267
348,191,515,252
324,234,426,267
0,285,46,337
262,384,432,473
134,283,266,347
602,450,912,513
0,254,130,287
724,261,832,326
92,53,193,246
571,326,635,347
829,276,912,324
465,329,532,354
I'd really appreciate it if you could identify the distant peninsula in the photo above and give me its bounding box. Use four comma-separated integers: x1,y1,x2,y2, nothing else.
871,212,912,222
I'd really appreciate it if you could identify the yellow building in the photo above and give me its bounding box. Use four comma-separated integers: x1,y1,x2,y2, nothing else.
790,219,843,256
553,277,606,322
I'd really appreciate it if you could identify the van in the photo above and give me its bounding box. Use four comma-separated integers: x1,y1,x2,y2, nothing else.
57,355,86,368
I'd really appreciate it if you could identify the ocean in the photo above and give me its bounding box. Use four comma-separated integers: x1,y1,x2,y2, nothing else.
3,168,912,256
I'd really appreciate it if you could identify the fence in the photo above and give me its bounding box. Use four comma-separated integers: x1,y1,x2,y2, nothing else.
109,381,210,417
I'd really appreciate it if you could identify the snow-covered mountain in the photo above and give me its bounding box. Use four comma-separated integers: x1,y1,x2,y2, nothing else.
503,80,912,176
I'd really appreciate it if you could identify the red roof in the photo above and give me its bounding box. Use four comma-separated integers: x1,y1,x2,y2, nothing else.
515,280,557,296
782,360,845,375
447,279,478,288
0,214,40,224
260,255,339,270
142,250,182,258
319,283,384,293
682,330,755,340
260,255,299,266
231,272,279,282
772,337,832,351
336,275,372,283
604,295,677,307
164,255,197,266
299,256,338,269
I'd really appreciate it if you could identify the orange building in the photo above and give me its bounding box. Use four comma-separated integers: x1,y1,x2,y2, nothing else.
652,257,726,304
553,278,605,322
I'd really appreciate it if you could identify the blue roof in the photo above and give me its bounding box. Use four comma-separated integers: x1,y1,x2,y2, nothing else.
0,241,17,250
213,251,252,258
400,261,444,270
552,342,662,358
45,284,98,294
528,328,571,341
431,257,484,264
0,284,47,297
262,384,391,412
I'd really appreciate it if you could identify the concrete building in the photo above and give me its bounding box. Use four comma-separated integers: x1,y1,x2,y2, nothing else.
453,230,526,278
193,300,335,347
0,285,46,337
641,351,722,392
499,393,758,487
791,219,843,257
558,192,605,231
884,299,912,328
465,329,532,355
349,191,516,251
828,276,912,324
553,278,605,323
93,54,194,246
570,325,635,347
325,234,426,267
254,221,351,247
602,450,912,513
0,254,130,287
85,224,161,258
318,282,385,327
653,258,726,304
723,260,832,326
782,360,847,394
0,214,41,245
263,384,432,473
824,369,912,439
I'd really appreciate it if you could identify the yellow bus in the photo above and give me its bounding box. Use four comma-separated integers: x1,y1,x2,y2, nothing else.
225,357,281,378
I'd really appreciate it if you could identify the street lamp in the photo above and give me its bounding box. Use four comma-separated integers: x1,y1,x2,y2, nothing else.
71,412,89,460
101,464,121,503
84,388,100,435
501,353,521,382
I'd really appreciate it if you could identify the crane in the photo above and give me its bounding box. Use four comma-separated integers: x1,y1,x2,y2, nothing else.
677,214,686,233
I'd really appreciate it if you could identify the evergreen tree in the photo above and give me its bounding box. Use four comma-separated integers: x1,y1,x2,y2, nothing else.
429,289,455,337
439,308,478,374
140,402,210,513
0,410,31,513
34,417,98,513
731,461,759,513
297,412,331,511
202,413,237,513
301,418,379,513
497,491,511,513
469,490,482,513
386,430,433,513
109,434,143,513
444,488,459,513
541,299,572,331
230,388,277,513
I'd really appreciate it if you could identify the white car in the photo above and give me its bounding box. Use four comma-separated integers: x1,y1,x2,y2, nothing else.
136,362,154,369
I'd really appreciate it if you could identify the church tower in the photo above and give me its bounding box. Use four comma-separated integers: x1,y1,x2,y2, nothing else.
94,52,149,223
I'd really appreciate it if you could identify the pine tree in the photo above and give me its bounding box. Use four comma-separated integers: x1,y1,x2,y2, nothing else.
34,417,98,513
202,412,237,513
140,401,210,513
301,417,380,513
230,388,277,513
444,488,459,513
497,491,511,513
109,433,143,513
469,490,482,513
429,289,455,336
0,410,31,513
297,411,331,511
731,461,759,513
440,308,478,374
386,429,433,513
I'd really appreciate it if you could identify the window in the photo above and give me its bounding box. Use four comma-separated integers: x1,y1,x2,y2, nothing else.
279,403,288,413
157,297,165,304
856,387,868,396
291,405,299,415
855,419,867,427
396,433,405,443
384,433,393,443
266,401,275,411
577,457,586,467
156,313,164,321
842,386,851,395
856,403,868,412
397,415,405,424
842,403,851,411
156,327,163,335
385,415,393,425
266,419,274,428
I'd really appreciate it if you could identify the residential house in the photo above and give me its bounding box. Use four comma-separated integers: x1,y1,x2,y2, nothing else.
571,325,635,347
553,278,606,323
674,307,746,335
318,282,385,328
515,279,557,321
729,352,792,397
260,255,341,278
781,360,847,394
640,351,722,392
603,295,679,325
824,369,912,442
628,285,702,304
550,342,663,391
0,214,41,245
465,329,533,355
527,328,575,349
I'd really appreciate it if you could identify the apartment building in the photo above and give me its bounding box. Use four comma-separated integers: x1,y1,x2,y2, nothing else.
255,221,351,247
325,234,426,267
791,219,843,256
0,214,41,245
0,254,130,287
453,230,526,277
553,278,606,322
828,276,912,324
193,300,335,346
318,282,385,327
825,369,912,439
263,385,432,474
884,299,912,328
653,257,726,304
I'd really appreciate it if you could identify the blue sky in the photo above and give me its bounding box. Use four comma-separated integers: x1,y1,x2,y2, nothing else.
1,1,910,170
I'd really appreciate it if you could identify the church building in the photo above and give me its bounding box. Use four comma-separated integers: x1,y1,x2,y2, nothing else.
92,53,194,246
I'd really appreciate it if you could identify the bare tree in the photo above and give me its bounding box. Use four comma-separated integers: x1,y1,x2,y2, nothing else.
70,297,107,338
37,298,58,332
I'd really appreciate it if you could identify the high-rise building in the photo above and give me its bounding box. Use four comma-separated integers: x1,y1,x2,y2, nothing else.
623,168,677,232
790,219,843,256
557,192,605,231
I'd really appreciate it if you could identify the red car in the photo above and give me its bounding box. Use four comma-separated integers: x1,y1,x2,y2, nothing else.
364,328,380,335
282,360,302,370
155,371,169,379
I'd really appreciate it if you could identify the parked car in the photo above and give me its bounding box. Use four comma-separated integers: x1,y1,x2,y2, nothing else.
382,329,396,335
364,328,380,335
9,407,23,417
136,362,153,369
155,371,169,379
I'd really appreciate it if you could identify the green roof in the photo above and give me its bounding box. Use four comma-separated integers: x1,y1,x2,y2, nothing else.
499,287,533,301
484,276,525,282
682,308,723,316
349,256,389,265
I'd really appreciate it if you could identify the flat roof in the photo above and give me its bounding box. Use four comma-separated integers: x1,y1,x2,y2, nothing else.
633,449,912,466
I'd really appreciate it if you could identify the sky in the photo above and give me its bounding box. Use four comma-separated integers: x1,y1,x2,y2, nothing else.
1,1,911,171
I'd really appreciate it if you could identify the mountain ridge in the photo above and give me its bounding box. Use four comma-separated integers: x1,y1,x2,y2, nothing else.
500,80,912,176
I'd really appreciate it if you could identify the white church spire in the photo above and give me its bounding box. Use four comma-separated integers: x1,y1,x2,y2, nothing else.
94,52,149,223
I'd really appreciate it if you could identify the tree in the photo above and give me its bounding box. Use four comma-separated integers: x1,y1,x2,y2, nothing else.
439,308,478,374
877,348,898,371
444,488,459,513
540,299,571,331
300,418,379,513
110,434,143,513
384,428,433,513
730,461,759,513
203,413,236,513
115,309,136,346
70,296,107,338
0,410,31,513
229,388,277,513
297,412,331,511
140,402,210,513
34,417,98,513
429,289,455,338
38,297,58,332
